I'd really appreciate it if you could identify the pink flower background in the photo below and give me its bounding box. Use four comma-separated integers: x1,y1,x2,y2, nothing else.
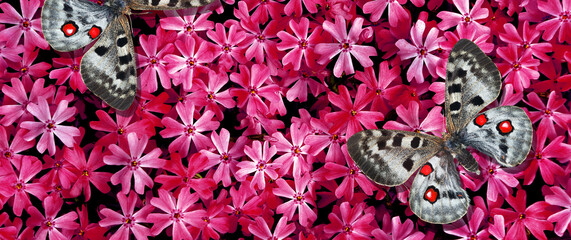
0,0,570,239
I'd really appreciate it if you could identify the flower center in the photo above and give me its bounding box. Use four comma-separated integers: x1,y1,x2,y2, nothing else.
21,19,31,30
257,161,266,171
299,39,308,49
82,170,89,176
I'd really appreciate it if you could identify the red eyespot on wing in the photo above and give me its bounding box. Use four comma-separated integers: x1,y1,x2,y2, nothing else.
61,22,78,37
474,114,487,127
497,120,513,134
424,186,439,203
88,26,102,39
420,163,433,176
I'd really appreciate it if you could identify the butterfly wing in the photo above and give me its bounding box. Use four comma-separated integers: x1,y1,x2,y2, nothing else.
128,0,218,10
347,129,443,187
80,15,137,110
41,0,115,52
459,106,533,167
409,151,469,224
445,39,501,133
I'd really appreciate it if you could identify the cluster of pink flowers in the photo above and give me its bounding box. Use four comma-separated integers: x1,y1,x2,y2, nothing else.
0,0,571,238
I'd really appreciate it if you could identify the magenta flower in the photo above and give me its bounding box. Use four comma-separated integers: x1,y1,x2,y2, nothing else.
243,0,283,23
522,124,568,185
136,32,175,93
396,20,445,83
225,184,263,233
20,98,80,156
75,205,106,240
0,155,47,216
248,216,296,240
436,0,490,34
64,145,112,201
0,40,23,71
496,44,540,91
236,140,279,191
488,214,506,240
383,101,445,137
0,125,34,165
443,207,489,239
282,64,328,102
99,191,153,240
283,0,318,16
9,47,50,82
362,0,410,27
90,109,155,147
325,85,384,137
49,49,87,93
159,102,219,157
499,21,553,61
536,0,571,42
273,175,317,227
40,150,78,191
201,128,246,187
154,153,217,200
160,8,214,37
315,16,377,77
104,132,165,194
272,126,311,178
323,202,376,240
277,17,322,70
304,116,346,164
354,61,401,114
372,214,425,239
147,188,200,240
26,195,79,240
186,196,230,240
186,70,236,121
491,190,554,240
230,64,281,116
206,23,248,71
524,91,571,140
545,179,571,237
0,0,49,49
239,18,281,72
164,35,213,91
475,153,519,202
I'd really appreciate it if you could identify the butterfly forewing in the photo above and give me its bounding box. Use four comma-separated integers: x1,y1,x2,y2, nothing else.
347,129,443,187
409,151,469,224
460,106,533,167
128,0,217,10
41,0,115,52
80,15,137,110
445,39,501,133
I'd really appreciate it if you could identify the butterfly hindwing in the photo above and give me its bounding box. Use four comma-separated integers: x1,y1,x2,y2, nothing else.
459,106,533,167
128,0,216,10
445,39,501,133
41,0,115,52
80,15,137,110
347,129,443,187
409,151,469,224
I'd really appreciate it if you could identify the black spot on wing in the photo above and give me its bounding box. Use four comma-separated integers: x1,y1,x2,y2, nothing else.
403,158,414,171
411,137,421,148
118,54,132,65
116,71,127,80
117,37,128,47
168,0,178,6
377,140,386,149
470,96,484,106
450,102,461,111
499,144,508,153
448,84,462,94
94,46,108,56
456,69,467,78
392,133,404,147
151,0,160,5
63,3,73,12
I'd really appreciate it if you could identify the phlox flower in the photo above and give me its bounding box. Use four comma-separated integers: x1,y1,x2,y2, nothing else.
134,92,172,128
104,132,165,194
99,191,153,240
436,0,490,34
273,174,317,227
154,153,217,200
201,128,246,187
362,0,410,27
0,212,18,239
277,17,323,70
230,64,281,116
186,70,236,121
0,155,47,216
236,111,285,136
248,216,296,240
0,40,23,71
20,97,80,156
396,20,444,83
224,184,263,233
0,0,48,49
496,44,540,91
0,125,34,165
522,124,568,185
147,188,201,240
40,150,78,191
49,49,87,93
64,145,112,201
325,85,384,137
160,102,219,157
545,179,571,237
354,61,400,114
186,193,231,240
164,35,213,91
383,101,445,137
443,207,489,239
488,215,506,240
372,214,425,239
272,126,311,178
284,0,318,17
315,16,377,78
7,46,50,82
160,8,214,37
75,205,106,240
136,32,175,93
236,140,279,191
206,23,248,71
500,21,553,61
26,195,79,240
524,91,571,140
323,202,376,240
475,153,518,202
304,116,346,164
491,190,555,240
89,110,155,147
536,0,571,42
243,0,283,23
440,24,494,54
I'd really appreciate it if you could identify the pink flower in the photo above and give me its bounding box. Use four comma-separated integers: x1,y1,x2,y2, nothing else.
500,21,553,61
443,207,489,239
164,35,213,91
249,216,296,240
160,8,214,37
99,191,153,240
304,116,346,164
230,64,281,116
436,0,490,34
545,179,571,237
396,20,445,83
354,61,401,114
383,101,445,137
323,202,376,240
64,145,112,201
0,0,48,49
225,184,263,233
273,175,317,227
20,98,80,156
315,16,377,77
206,23,248,71
26,195,79,240
159,102,219,157
90,110,155,147
136,32,175,93
75,205,106,240
186,70,236,120
154,153,217,199
0,40,23,71
488,215,506,240
0,125,34,164
201,128,246,187
236,140,279,191
0,156,47,216
536,0,571,42
325,85,384,137
186,195,231,240
282,64,328,102
104,132,165,194
40,150,78,191
277,17,323,70
496,44,540,91
243,0,283,23
49,49,87,93
363,0,410,27
147,188,200,239
8,47,50,82
284,0,318,16
372,214,425,239
272,126,311,178
524,91,571,140
475,153,518,202
522,124,568,185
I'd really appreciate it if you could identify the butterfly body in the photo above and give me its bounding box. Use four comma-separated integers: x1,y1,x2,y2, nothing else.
347,39,532,224
41,0,215,110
